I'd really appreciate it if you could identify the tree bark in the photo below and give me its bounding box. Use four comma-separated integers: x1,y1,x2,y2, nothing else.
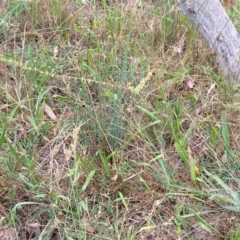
176,0,240,82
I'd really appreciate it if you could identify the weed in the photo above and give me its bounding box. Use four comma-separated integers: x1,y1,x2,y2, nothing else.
0,0,240,239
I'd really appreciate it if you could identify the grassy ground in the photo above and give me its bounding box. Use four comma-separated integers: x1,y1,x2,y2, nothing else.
0,0,240,239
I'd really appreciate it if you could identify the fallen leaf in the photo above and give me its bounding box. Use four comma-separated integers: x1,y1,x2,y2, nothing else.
173,35,185,54
111,174,118,181
187,79,194,88
195,107,201,116
26,222,40,228
44,103,57,120
82,215,95,234
53,46,59,58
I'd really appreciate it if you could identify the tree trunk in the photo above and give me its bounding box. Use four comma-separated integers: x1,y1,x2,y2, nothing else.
176,0,240,82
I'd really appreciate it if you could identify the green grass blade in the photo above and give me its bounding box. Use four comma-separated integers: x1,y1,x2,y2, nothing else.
79,170,95,195
0,121,7,148
222,112,233,158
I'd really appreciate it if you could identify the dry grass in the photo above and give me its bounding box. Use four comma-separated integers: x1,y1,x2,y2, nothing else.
0,0,240,239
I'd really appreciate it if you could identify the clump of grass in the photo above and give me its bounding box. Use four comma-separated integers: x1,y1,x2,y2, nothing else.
0,0,240,239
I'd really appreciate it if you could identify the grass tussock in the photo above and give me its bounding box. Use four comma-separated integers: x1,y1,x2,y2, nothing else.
0,0,240,239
